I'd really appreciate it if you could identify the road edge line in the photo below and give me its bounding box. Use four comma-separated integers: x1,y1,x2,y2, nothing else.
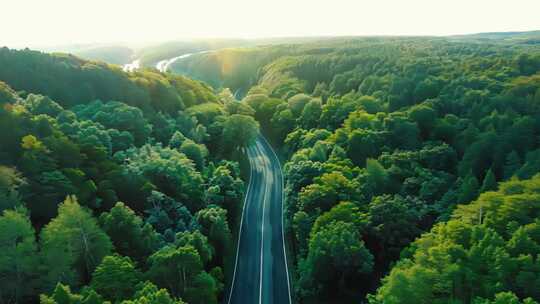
227,145,254,304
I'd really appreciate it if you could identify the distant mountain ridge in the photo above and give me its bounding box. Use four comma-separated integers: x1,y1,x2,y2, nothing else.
26,31,540,67
451,30,540,43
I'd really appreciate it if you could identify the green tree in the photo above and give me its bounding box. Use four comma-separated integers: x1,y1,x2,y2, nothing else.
206,164,244,221
299,99,322,129
0,209,40,303
26,170,77,221
185,271,219,304
288,93,312,116
0,81,17,103
347,129,382,166
23,94,64,116
40,283,108,304
358,95,384,114
311,201,366,236
473,292,538,304
293,210,315,254
144,191,193,234
41,196,112,288
504,151,522,179
224,101,255,116
175,231,214,265
169,131,187,149
146,245,203,297
99,202,160,262
91,255,141,301
367,195,425,262
246,95,284,127
218,88,236,104
179,139,208,171
73,100,151,145
270,108,295,141
118,144,204,211
121,281,185,304
384,113,420,149
195,206,232,263
480,168,497,193
299,221,373,299
309,141,330,162
320,95,362,130
364,158,389,197
298,172,360,213
457,173,480,203
408,103,436,138
108,129,134,153
221,114,259,153
0,166,25,212
368,265,437,304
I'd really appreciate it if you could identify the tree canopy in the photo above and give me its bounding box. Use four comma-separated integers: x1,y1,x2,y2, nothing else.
0,46,249,303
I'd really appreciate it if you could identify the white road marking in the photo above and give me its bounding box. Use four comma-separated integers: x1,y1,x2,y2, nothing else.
228,136,291,304
258,140,270,304
227,145,254,304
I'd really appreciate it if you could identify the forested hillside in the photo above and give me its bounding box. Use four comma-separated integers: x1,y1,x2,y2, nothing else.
135,39,251,66
0,47,218,112
179,37,540,303
370,175,540,304
0,48,259,303
2,34,540,304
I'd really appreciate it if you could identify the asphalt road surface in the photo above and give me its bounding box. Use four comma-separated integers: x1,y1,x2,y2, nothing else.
227,135,292,304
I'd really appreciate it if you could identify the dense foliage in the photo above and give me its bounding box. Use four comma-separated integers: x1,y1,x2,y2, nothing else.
0,48,259,303
0,47,217,113
369,176,540,304
170,47,289,94
3,33,540,304
181,36,540,303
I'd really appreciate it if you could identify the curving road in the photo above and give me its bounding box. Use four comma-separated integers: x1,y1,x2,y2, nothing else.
227,135,292,304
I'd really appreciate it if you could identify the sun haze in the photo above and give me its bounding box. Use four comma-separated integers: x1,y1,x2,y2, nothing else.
2,0,540,47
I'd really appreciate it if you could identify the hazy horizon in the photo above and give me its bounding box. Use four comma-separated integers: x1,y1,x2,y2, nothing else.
3,0,540,49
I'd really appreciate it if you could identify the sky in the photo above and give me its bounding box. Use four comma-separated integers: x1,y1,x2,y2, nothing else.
2,0,540,48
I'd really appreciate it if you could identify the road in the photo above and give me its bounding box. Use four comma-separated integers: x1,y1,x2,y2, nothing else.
227,135,292,304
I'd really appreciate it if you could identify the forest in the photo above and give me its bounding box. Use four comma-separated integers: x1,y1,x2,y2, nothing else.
171,36,540,303
0,47,259,303
1,34,540,304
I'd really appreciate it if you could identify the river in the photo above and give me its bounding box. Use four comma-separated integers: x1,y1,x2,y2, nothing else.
122,50,209,73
